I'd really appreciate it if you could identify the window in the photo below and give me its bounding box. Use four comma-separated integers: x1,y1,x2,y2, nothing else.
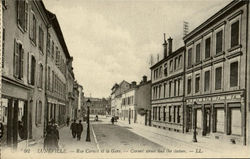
204,71,210,92
38,26,44,52
163,83,166,98
178,55,182,68
174,80,177,97
14,40,24,79
187,78,191,94
47,33,51,55
28,55,36,85
159,85,161,99
164,63,168,76
188,48,192,67
17,0,28,31
38,64,43,88
30,12,37,44
47,66,51,90
2,0,7,8
35,101,42,125
174,57,178,70
215,108,224,132
173,106,176,123
215,67,222,90
163,106,166,121
170,60,173,72
195,76,200,93
178,79,181,96
52,41,54,59
177,106,181,123
52,71,54,92
158,107,161,121
230,61,238,87
196,43,201,63
231,21,239,48
2,28,5,68
169,106,172,122
196,109,202,129
169,81,172,97
205,38,211,59
159,66,162,77
216,30,223,54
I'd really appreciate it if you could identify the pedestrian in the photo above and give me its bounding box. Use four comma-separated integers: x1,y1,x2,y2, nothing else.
66,117,70,127
44,119,57,149
70,119,77,138
76,120,83,141
111,116,114,125
53,123,60,148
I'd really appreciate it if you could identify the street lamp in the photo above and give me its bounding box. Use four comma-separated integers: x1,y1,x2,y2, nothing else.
86,99,91,142
193,101,198,142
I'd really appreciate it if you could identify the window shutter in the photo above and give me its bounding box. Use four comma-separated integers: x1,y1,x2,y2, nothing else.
16,0,20,25
14,39,19,78
20,48,24,78
29,12,33,39
27,52,30,84
2,28,5,68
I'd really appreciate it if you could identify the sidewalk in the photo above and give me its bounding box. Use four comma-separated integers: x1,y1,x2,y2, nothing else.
117,119,250,158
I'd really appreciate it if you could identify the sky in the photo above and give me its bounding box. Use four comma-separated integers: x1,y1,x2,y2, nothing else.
43,0,231,98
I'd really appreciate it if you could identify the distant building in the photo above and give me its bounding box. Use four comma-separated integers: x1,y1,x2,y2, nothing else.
120,76,151,125
84,97,110,115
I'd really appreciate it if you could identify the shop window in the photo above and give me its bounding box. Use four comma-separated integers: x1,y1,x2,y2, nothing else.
215,67,222,90
231,20,239,48
215,108,224,132
230,61,238,87
216,30,223,54
158,107,161,121
230,107,241,135
177,106,181,123
205,37,211,59
196,43,201,63
196,109,202,129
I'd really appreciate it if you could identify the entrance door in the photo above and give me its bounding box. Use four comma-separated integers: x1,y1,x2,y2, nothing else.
186,106,192,132
203,107,211,135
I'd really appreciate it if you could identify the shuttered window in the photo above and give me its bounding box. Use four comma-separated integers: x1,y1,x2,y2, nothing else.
2,28,5,68
204,71,210,92
196,43,200,63
216,30,223,54
215,67,222,90
188,48,192,67
231,21,239,48
38,26,44,53
230,61,238,87
17,0,28,32
13,40,24,79
187,78,191,94
30,11,37,44
205,38,211,59
195,75,200,93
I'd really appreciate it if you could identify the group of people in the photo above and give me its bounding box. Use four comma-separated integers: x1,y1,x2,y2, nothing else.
44,119,60,149
70,120,83,140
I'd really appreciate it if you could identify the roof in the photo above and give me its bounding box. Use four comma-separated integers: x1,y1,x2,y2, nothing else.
183,0,244,42
45,9,71,59
150,46,185,70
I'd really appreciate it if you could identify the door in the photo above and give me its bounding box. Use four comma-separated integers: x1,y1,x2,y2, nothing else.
203,107,211,135
186,106,192,132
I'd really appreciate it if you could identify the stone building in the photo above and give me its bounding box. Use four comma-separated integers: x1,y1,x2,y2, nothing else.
120,76,151,125
84,97,109,115
150,36,185,132
1,0,49,148
45,10,69,126
183,0,248,145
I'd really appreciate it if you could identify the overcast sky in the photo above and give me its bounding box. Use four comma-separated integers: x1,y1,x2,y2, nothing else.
43,0,231,98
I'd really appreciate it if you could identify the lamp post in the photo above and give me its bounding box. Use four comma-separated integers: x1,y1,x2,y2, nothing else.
86,99,91,142
193,101,197,142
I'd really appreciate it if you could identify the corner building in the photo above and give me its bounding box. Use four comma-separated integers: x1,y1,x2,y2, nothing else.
183,0,248,145
151,37,185,132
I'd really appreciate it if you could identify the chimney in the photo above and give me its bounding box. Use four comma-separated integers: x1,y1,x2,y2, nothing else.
131,81,137,88
163,33,168,58
143,75,147,83
168,37,173,54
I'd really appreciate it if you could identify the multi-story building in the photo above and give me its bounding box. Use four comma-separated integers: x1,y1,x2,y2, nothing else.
183,0,248,145
1,0,49,148
45,10,69,127
121,76,151,125
84,97,109,115
150,37,185,132
111,80,130,117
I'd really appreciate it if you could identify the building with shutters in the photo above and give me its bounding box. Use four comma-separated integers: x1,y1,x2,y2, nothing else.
183,0,248,145
44,9,70,127
150,36,185,132
1,0,49,148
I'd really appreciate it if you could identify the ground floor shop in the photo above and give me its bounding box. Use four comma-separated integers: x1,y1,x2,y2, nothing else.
185,91,246,145
151,100,184,132
47,99,67,126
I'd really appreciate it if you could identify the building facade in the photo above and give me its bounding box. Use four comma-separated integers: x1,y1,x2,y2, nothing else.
45,10,69,127
183,0,248,145
84,97,109,115
1,0,49,148
150,37,185,132
121,76,151,125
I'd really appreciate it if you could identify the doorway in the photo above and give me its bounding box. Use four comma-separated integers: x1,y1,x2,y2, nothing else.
203,107,211,136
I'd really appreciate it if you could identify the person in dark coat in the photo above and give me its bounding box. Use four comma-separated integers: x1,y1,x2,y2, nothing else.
66,117,70,127
53,124,59,148
76,120,83,141
44,120,55,149
70,119,77,138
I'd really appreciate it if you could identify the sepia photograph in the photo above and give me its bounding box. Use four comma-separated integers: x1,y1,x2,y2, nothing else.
0,0,250,158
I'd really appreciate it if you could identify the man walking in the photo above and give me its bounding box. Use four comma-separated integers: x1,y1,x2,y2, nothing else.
76,120,83,141
70,119,77,138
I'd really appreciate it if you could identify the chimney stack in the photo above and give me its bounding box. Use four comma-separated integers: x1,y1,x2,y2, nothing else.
131,81,137,88
163,33,168,58
168,37,173,54
143,75,147,83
